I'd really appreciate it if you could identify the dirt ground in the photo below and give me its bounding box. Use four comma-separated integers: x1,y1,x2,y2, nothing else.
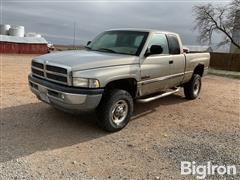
0,54,239,179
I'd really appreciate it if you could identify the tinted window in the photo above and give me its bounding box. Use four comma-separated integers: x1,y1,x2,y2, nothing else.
167,35,180,54
148,33,169,54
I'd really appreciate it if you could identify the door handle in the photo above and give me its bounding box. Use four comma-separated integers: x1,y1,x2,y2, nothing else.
169,60,173,64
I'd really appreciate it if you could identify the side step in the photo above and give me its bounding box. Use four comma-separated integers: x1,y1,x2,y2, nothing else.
136,88,180,103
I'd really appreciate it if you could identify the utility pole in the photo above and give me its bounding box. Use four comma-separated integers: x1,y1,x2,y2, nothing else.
73,22,76,49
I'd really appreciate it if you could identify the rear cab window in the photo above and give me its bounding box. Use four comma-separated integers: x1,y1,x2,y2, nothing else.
166,34,181,55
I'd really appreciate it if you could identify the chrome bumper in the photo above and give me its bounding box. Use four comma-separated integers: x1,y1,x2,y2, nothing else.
28,74,103,112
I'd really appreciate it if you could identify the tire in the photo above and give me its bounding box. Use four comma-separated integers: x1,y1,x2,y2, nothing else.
96,89,133,132
184,74,202,100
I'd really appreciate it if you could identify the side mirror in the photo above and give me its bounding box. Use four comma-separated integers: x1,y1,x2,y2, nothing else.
150,45,163,54
145,45,163,57
183,48,189,53
87,41,91,46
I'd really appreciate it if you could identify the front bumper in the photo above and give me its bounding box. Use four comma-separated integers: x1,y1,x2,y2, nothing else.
28,74,103,112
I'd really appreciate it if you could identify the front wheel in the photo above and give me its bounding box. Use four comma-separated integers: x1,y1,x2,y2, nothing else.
96,89,133,132
184,74,202,100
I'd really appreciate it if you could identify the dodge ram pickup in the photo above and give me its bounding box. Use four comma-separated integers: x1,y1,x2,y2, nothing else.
29,29,210,132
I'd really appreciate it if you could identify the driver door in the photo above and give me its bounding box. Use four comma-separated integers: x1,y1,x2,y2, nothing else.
140,33,172,96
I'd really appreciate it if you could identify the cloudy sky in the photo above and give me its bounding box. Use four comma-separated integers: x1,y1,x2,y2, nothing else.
1,0,229,46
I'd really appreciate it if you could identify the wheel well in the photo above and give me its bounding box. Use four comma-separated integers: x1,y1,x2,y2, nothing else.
193,64,204,77
105,79,137,98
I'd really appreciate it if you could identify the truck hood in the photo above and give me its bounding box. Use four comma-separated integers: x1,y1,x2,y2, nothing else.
34,50,139,71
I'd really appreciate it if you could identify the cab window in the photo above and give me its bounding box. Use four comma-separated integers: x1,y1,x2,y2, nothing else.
148,33,169,54
167,35,181,54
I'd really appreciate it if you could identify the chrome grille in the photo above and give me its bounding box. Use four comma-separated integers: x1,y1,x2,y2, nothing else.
31,61,69,85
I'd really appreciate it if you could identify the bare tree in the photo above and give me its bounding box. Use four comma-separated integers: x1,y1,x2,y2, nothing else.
193,0,240,49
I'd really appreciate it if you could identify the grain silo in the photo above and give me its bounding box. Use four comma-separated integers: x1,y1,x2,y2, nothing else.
230,10,240,53
0,24,11,35
8,26,25,37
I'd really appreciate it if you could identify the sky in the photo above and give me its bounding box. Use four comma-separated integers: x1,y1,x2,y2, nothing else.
1,0,229,46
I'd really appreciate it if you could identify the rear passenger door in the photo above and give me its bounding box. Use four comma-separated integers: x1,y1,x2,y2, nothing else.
166,34,185,87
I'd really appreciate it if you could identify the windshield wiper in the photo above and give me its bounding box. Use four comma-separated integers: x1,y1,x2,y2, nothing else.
97,48,116,53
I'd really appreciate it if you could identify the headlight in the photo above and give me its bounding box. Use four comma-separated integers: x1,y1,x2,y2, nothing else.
72,77,100,88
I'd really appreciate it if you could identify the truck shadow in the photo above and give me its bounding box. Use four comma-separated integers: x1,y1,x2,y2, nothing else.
0,103,107,163
0,93,186,163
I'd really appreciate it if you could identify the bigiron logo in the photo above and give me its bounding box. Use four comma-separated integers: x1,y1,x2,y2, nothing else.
181,161,237,179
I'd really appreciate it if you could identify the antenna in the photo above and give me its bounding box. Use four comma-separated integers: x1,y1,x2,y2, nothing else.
73,22,76,48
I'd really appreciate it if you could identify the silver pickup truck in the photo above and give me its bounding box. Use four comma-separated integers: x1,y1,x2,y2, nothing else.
29,29,210,132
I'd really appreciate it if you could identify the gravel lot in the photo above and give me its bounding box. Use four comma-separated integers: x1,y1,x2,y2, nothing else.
0,54,239,179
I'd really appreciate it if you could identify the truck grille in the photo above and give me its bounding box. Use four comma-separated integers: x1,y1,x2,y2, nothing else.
46,65,68,74
32,61,44,69
46,73,68,82
31,61,69,85
32,68,44,77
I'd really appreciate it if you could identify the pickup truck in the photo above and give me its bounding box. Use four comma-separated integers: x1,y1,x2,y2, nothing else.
29,29,210,132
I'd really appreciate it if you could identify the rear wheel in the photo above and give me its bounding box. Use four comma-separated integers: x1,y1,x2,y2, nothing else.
96,89,133,132
184,74,202,100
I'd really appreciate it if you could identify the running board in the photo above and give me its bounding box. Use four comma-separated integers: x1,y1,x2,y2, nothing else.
137,88,180,103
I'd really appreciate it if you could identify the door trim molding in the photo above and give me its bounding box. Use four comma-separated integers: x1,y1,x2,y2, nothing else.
139,72,184,85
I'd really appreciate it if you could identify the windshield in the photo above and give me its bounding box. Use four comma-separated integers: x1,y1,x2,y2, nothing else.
88,30,148,56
